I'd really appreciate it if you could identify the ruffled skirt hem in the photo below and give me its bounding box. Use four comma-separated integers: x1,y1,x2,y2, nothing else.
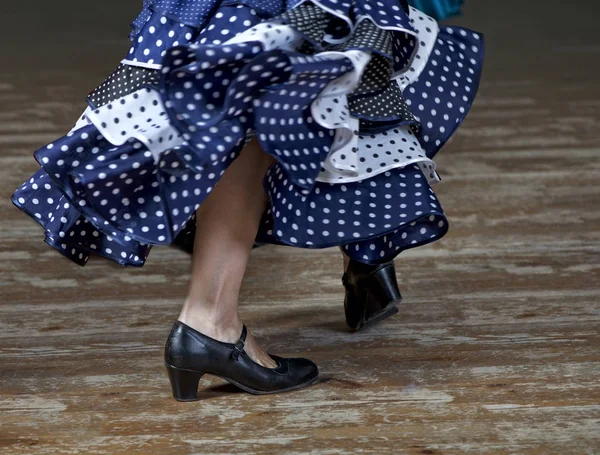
11,0,483,267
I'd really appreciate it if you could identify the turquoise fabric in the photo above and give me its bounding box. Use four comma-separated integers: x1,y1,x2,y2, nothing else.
408,0,463,20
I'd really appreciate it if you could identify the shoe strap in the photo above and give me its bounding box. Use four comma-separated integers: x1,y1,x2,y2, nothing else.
231,325,247,360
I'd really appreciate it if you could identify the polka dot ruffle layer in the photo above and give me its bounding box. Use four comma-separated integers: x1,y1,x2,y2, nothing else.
125,3,270,68
12,1,483,267
126,0,417,73
88,64,159,109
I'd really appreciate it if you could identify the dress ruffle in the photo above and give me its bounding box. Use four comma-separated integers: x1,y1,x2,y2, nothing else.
12,1,483,267
126,3,270,68
13,168,150,266
401,10,484,158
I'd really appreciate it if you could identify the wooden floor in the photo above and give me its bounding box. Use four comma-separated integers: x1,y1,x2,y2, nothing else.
1,1,599,454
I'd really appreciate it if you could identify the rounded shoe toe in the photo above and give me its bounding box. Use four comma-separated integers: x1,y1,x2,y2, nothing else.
291,357,319,384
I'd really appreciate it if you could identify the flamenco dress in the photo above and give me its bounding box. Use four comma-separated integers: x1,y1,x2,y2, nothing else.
11,0,484,268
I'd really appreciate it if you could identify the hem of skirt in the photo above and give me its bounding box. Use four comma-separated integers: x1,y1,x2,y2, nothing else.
348,216,450,265
257,212,449,265
23,150,168,252
44,235,142,268
258,172,449,257
43,236,87,266
10,193,143,267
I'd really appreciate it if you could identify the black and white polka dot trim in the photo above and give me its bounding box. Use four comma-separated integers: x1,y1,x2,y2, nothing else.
86,87,182,162
88,64,159,109
349,80,418,128
317,126,437,184
11,0,484,268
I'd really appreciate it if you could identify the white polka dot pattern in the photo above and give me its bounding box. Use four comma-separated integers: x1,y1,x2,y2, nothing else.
351,53,393,96
196,5,263,46
255,163,447,261
11,0,484,268
12,168,151,266
130,0,153,39
149,0,288,26
310,49,368,178
307,48,434,184
331,17,393,57
353,1,418,77
223,22,303,51
126,12,197,67
279,2,332,46
402,24,484,158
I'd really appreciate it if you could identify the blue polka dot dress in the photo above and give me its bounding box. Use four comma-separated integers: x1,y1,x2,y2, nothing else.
11,0,484,267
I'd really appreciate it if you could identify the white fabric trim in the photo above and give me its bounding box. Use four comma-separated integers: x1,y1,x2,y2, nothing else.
307,48,438,185
317,125,438,184
121,59,163,70
310,50,371,177
82,6,441,181
353,14,420,80
85,89,183,163
223,22,304,51
70,107,94,132
397,7,440,90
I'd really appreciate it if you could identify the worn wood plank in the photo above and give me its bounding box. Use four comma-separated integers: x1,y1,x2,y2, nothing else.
1,0,599,454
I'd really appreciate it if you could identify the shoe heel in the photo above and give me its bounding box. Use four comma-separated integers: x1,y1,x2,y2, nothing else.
165,363,205,402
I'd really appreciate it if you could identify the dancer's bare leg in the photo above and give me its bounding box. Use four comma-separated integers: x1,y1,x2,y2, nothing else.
178,137,277,368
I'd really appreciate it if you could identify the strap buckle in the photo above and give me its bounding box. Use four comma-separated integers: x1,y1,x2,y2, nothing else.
231,325,248,361
231,339,245,360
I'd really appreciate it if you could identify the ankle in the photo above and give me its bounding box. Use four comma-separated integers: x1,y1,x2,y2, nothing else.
178,299,243,343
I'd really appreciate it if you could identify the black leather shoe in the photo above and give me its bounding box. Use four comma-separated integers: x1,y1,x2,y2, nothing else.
164,321,319,401
343,260,403,331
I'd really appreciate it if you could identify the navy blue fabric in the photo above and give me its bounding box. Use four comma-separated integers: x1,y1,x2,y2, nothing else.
130,0,297,42
405,26,484,159
130,0,154,41
127,4,267,64
160,45,355,191
256,163,448,260
13,164,151,267
127,0,417,66
131,0,289,31
130,0,461,42
11,0,484,267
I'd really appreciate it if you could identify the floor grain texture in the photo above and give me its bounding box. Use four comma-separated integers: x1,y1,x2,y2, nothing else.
1,1,599,454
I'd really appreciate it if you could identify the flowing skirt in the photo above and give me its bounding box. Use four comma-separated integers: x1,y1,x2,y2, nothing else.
12,0,484,267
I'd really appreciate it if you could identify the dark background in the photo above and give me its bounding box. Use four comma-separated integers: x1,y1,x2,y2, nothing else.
2,0,599,80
